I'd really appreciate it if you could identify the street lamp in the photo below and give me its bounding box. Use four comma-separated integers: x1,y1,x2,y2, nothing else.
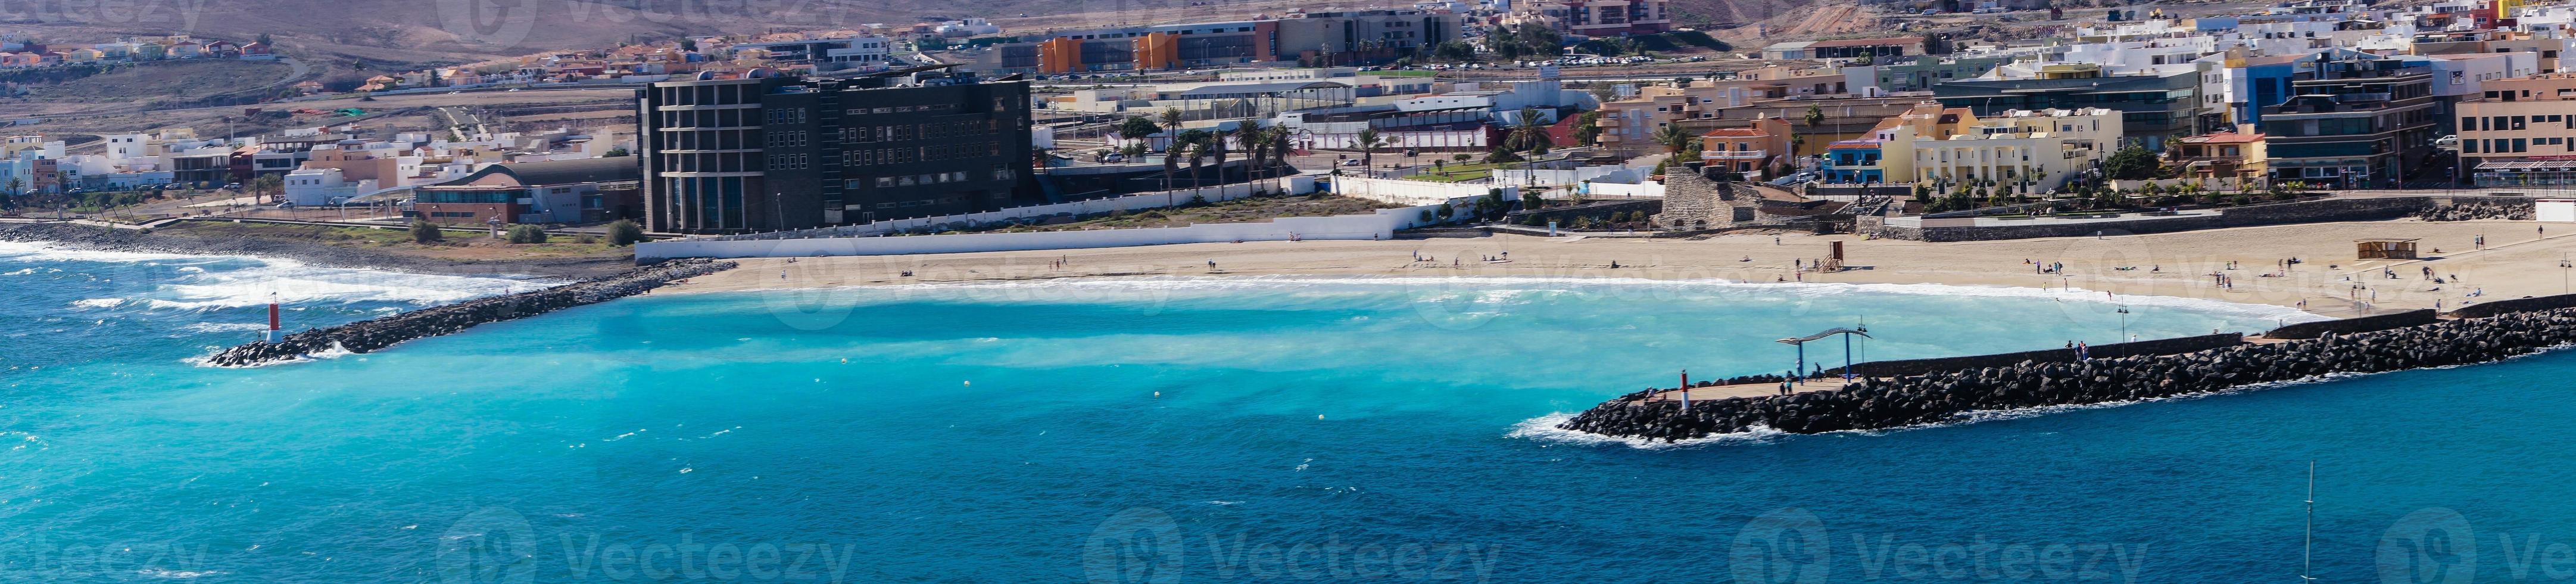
2117,302,2131,342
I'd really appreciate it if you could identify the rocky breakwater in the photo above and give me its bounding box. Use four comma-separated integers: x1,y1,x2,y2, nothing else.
205,259,736,367
1557,310,2576,442
2417,200,2533,221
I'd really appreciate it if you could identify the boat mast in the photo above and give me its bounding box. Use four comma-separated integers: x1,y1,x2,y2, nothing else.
2302,459,2316,582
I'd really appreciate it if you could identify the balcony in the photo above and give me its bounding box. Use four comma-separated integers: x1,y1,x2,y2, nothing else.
1704,150,1768,161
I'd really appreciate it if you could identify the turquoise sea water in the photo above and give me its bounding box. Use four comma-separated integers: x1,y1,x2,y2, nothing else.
2,240,2566,583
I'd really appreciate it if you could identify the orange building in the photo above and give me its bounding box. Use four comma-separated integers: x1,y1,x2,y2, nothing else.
1037,37,1083,74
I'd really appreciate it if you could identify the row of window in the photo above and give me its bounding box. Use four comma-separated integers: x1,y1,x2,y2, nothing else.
656,84,761,107
846,104,956,115
836,120,1006,143
766,131,809,148
769,153,811,170
842,169,1016,190
657,107,759,129
663,129,756,151
2463,114,2571,132
2462,137,2576,154
841,142,1002,166
661,152,762,173
765,109,807,125
423,211,484,218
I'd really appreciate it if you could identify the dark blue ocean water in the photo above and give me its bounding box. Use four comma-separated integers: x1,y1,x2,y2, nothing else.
0,241,2555,583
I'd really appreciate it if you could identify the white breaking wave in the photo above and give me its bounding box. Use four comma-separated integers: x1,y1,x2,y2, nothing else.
186,343,353,368
0,241,225,264
2,240,553,312
145,263,544,310
1507,412,1792,449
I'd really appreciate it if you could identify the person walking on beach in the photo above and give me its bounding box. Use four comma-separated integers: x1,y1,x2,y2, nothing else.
1208,259,1217,272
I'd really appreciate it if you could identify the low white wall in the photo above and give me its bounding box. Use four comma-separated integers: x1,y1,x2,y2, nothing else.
1331,176,1512,206
1582,181,1665,198
1487,166,1649,188
637,203,1452,260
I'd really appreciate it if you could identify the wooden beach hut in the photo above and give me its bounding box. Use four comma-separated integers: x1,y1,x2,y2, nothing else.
2356,238,2419,260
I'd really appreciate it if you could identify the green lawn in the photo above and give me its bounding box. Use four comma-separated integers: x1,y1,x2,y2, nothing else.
1409,161,1518,183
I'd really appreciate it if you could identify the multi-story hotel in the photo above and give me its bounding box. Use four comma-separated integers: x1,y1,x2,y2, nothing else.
636,69,1034,234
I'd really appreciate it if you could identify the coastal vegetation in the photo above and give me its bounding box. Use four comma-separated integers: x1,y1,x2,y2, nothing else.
606,219,644,246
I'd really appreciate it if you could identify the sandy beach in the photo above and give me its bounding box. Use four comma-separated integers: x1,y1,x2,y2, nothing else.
659,219,2576,316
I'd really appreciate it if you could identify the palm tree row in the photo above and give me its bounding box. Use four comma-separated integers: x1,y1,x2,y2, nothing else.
1117,108,1302,191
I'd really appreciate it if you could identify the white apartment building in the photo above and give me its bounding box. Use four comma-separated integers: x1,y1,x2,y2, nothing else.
1910,108,2124,194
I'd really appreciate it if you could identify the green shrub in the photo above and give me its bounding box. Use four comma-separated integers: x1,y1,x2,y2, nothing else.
606,219,644,246
506,223,548,244
409,220,443,243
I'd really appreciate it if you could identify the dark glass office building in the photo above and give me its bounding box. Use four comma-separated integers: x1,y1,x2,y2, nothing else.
637,69,1033,234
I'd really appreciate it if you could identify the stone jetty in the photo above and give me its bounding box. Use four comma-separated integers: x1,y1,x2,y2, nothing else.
205,259,736,367
1558,308,2576,441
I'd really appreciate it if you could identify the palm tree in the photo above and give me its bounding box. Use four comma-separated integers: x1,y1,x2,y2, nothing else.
1160,107,1184,132
1161,137,1184,191
1356,128,1385,176
1208,126,1233,184
1653,123,1693,157
1175,129,1213,186
1267,125,1295,175
1505,108,1554,155
1804,104,1826,129
1238,119,1268,173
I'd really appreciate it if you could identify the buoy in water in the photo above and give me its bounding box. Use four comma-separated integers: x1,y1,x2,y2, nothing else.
1153,392,1161,397
963,380,971,386
1317,415,1325,420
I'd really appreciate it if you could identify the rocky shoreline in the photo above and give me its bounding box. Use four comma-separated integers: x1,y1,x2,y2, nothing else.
0,222,633,278
202,258,736,367
1557,309,2576,441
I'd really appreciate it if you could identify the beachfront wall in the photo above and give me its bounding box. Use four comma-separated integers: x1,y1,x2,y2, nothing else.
1822,333,2248,378
2449,293,2576,318
1868,197,2468,242
2262,309,2439,340
1332,176,1515,207
696,178,1318,242
634,204,1452,260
